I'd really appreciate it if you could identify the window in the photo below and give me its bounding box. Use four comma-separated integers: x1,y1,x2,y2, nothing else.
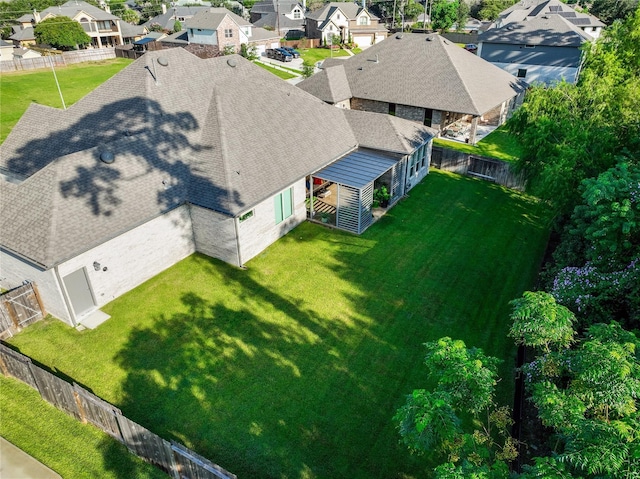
225,28,233,38
294,9,301,19
517,68,527,78
524,44,535,48
239,210,254,222
389,103,396,116
97,20,111,30
274,188,293,224
358,15,369,25
423,108,433,126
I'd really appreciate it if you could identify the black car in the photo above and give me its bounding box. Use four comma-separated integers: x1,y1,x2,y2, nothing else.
274,48,293,62
265,48,276,59
280,46,300,58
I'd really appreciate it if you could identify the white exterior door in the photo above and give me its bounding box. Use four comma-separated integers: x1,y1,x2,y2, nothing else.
63,268,95,317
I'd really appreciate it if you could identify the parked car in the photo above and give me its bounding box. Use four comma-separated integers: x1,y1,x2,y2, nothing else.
274,48,293,62
280,46,300,58
265,48,276,59
464,43,478,54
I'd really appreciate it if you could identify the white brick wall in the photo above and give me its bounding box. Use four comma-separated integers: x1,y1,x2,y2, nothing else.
57,205,195,322
238,180,306,264
191,205,240,266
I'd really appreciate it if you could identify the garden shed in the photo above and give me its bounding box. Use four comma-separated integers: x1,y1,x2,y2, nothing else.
308,149,404,234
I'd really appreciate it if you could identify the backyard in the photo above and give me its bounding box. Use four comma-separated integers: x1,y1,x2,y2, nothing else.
6,170,551,478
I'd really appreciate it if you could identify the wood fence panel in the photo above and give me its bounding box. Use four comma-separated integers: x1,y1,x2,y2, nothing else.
0,343,38,389
29,366,82,420
0,283,46,338
171,441,237,479
0,308,14,339
73,384,123,441
117,415,177,477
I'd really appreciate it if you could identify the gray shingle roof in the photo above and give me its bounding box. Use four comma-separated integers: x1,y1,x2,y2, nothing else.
299,33,526,116
307,2,376,21
480,14,593,46
10,25,34,41
186,8,250,29
297,65,352,103
497,0,604,28
41,1,119,21
4,50,416,268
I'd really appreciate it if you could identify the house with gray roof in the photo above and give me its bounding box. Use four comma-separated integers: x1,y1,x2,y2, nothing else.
305,1,388,47
478,14,593,85
495,0,604,39
143,5,211,32
298,33,527,145
0,48,435,327
10,0,124,48
186,8,280,55
250,0,306,38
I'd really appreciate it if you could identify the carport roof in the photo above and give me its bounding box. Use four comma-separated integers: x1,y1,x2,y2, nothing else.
314,149,397,188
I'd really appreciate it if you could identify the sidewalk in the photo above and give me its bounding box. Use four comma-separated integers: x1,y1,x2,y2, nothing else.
0,437,62,479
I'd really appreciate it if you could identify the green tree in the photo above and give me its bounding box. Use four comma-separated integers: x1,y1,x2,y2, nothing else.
403,0,425,21
590,0,639,24
121,8,140,24
430,0,458,32
240,42,257,60
302,61,315,78
34,16,91,49
173,19,182,32
509,291,576,353
394,338,517,475
455,0,469,31
477,0,515,21
517,318,640,477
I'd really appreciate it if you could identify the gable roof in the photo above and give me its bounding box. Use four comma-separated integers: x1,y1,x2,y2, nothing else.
186,8,250,30
41,0,119,21
299,33,526,116
497,0,604,28
307,2,378,22
297,65,352,103
0,49,432,269
144,6,211,30
251,0,303,16
480,14,593,46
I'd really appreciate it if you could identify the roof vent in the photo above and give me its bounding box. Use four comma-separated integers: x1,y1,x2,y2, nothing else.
426,36,433,41
227,58,237,68
396,33,403,39
157,56,169,67
100,151,114,164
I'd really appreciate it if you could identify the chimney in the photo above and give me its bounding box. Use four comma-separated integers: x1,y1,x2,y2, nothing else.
33,9,41,23
362,0,365,9
162,3,167,14
303,0,306,10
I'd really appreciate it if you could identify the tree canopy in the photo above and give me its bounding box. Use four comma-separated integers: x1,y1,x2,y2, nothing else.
34,15,91,49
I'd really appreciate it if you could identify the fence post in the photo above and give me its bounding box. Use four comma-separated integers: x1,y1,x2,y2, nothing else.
30,283,47,318
74,390,88,424
0,353,9,376
2,298,20,328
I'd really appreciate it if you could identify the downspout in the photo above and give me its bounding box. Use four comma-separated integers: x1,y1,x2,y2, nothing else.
233,217,244,268
54,265,77,327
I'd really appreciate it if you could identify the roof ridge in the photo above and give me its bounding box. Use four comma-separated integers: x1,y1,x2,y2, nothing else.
438,36,481,115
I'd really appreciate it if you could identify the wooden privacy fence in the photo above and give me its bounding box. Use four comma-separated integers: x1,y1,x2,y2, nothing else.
0,48,116,73
431,146,526,190
0,342,236,479
0,282,46,340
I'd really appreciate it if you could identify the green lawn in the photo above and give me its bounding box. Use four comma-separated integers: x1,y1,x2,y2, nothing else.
0,376,165,479
434,124,524,162
299,47,350,65
7,170,551,478
254,61,298,79
0,58,132,144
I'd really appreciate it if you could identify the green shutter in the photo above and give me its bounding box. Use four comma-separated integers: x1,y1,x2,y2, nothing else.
274,193,283,224
283,188,293,219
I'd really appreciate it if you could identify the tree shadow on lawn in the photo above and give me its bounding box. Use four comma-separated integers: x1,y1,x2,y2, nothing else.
112,279,424,479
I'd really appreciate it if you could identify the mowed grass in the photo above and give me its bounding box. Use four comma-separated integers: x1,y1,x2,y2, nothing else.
434,124,524,162
8,170,551,479
254,61,298,79
299,47,350,65
0,58,132,143
0,376,165,479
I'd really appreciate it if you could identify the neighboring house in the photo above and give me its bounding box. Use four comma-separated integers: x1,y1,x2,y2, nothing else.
10,0,124,48
0,40,13,61
298,33,527,145
250,0,306,38
143,5,211,32
186,8,280,55
12,46,42,60
494,0,604,39
120,21,148,44
0,49,435,327
478,14,592,85
305,2,388,47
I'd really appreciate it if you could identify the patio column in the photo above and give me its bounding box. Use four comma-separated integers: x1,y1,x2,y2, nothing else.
469,116,479,145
